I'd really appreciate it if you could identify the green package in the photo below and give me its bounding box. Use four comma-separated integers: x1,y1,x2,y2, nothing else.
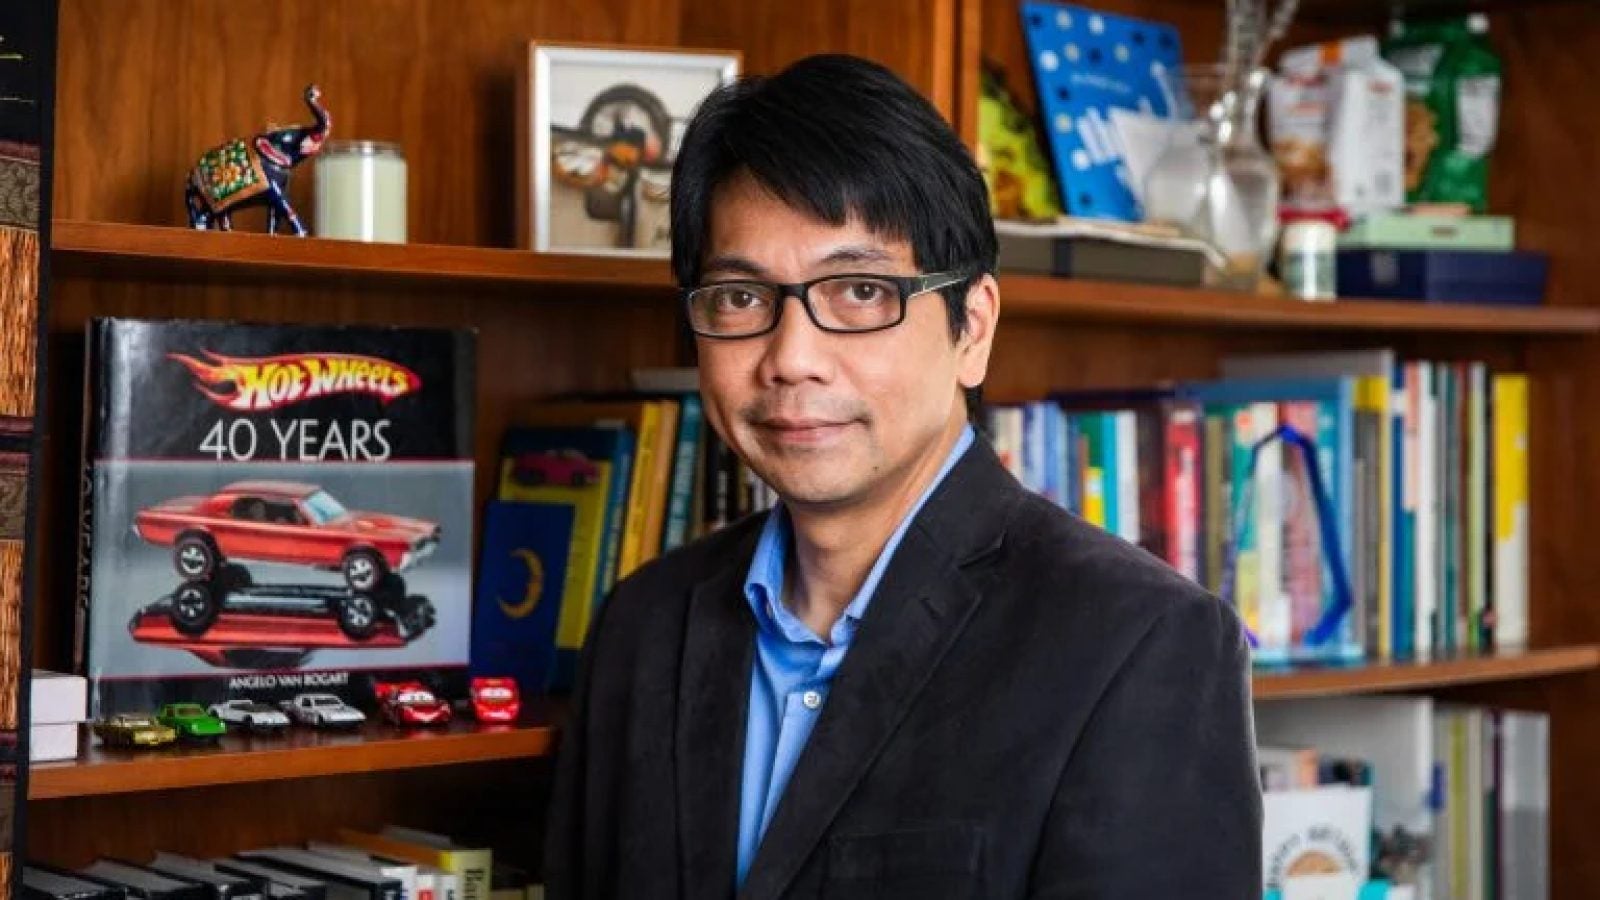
1383,15,1503,212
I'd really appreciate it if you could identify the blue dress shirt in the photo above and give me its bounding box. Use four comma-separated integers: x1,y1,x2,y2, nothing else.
735,425,975,885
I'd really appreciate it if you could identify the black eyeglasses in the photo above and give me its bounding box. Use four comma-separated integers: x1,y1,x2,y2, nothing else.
682,270,973,339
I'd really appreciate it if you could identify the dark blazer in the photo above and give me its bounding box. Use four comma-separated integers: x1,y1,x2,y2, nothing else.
546,438,1261,899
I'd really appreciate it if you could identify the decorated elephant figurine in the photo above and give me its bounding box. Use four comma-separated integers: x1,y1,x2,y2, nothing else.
184,84,330,235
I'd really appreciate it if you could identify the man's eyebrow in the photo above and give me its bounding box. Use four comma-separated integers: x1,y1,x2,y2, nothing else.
700,255,768,279
817,244,895,267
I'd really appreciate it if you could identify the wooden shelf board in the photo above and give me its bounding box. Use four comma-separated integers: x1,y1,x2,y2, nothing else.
999,274,1600,335
49,220,671,291
1251,644,1600,700
50,221,1600,335
28,715,558,800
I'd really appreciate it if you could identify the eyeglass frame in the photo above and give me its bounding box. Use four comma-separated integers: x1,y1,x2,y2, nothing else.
680,269,976,339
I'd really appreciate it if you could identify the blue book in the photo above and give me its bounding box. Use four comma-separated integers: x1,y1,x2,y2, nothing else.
1393,363,1414,658
470,500,575,695
1021,1,1183,221
662,393,703,553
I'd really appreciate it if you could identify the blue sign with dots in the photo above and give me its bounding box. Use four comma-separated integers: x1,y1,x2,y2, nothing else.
1022,2,1184,222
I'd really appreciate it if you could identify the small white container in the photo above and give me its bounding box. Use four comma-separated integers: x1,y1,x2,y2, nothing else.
314,140,408,243
1279,219,1338,301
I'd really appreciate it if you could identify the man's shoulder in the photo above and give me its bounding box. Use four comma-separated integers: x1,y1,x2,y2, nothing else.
995,490,1230,634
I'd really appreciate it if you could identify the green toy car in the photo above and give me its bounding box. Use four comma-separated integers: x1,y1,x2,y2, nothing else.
157,702,228,742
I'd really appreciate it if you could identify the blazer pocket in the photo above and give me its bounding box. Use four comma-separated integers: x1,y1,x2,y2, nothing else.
824,823,985,900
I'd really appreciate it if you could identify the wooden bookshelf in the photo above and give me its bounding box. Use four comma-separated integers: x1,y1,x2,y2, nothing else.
50,221,1600,335
49,220,670,292
1252,645,1600,701
33,0,1600,893
28,716,558,800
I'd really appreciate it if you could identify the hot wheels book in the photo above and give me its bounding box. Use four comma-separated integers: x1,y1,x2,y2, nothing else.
77,319,475,718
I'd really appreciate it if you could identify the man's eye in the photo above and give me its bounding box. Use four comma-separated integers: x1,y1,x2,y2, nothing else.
712,287,766,312
840,279,893,305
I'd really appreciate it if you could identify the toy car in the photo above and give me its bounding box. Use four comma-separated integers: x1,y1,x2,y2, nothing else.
280,692,366,728
156,578,433,642
373,681,451,727
134,480,441,592
157,702,228,742
470,677,521,724
92,712,178,749
209,699,291,733
510,450,600,487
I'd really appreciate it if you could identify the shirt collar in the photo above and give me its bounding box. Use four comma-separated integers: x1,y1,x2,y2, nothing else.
744,424,976,646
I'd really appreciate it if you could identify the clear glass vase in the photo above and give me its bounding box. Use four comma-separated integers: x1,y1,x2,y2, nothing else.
1143,65,1280,291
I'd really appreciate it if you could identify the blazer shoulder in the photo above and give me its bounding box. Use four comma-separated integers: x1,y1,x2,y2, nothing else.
1001,491,1232,635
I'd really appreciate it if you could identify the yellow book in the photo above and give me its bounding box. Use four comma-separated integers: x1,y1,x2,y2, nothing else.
1492,374,1529,646
637,399,680,569
1083,466,1106,529
1356,375,1393,659
338,829,491,900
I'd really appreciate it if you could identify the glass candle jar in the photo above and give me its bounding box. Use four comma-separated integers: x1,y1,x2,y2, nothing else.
314,140,407,243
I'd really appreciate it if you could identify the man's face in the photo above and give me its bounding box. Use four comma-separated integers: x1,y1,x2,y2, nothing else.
694,174,996,512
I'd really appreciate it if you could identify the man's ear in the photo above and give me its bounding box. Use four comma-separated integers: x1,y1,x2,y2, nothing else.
957,273,999,390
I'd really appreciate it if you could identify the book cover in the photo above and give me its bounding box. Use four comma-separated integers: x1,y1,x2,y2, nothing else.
78,319,474,718
469,501,573,696
499,426,632,687
1262,787,1373,895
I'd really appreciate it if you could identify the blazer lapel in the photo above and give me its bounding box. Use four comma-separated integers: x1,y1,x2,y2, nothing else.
736,441,1018,900
676,550,758,897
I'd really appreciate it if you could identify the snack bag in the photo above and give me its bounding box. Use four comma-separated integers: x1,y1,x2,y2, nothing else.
1383,14,1503,211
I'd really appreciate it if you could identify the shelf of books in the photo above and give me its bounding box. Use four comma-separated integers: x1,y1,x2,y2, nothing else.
50,220,1600,335
27,717,559,800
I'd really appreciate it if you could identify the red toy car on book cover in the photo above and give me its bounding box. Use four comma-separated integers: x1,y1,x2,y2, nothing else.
78,319,476,721
469,677,520,723
136,480,441,592
373,680,451,726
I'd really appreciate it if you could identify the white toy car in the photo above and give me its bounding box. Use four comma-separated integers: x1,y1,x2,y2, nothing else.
208,699,291,734
279,692,366,728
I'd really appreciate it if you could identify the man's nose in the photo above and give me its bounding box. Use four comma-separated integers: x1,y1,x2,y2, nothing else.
758,293,833,386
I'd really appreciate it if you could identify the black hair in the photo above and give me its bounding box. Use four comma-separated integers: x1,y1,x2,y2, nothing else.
670,54,997,416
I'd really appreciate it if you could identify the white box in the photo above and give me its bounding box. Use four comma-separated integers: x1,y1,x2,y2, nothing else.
30,669,87,725
29,721,79,762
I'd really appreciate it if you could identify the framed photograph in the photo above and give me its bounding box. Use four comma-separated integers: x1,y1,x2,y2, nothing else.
518,43,740,257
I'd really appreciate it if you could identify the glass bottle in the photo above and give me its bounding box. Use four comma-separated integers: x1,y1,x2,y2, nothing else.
1143,65,1280,291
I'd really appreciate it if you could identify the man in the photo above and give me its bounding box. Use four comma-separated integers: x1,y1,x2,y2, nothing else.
546,54,1261,899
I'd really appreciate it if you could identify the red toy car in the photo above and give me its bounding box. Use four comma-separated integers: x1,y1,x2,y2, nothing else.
470,677,521,723
135,480,440,592
373,680,451,727
510,450,600,487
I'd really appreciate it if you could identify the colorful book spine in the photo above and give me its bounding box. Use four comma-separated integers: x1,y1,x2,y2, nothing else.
662,393,702,553
1492,374,1529,647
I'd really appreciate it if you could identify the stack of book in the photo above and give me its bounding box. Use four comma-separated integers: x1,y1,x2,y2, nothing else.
22,827,538,900
1256,696,1548,900
472,368,776,693
986,348,1529,663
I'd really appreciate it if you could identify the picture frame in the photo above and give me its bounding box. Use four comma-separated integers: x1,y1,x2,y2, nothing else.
517,42,741,258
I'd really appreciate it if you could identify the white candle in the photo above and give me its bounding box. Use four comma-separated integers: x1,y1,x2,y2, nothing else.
314,141,407,243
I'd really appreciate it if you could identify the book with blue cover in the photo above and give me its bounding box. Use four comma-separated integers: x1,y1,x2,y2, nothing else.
470,500,574,695
1021,1,1184,221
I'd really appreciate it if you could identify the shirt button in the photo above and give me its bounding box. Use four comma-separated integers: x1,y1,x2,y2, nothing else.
801,690,823,710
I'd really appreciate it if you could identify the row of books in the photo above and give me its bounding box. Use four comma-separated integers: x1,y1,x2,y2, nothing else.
473,369,778,692
986,348,1530,663
1256,696,1548,900
23,827,534,900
